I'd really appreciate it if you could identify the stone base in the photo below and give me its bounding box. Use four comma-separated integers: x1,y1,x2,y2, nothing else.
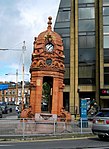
16,119,55,134
35,113,57,121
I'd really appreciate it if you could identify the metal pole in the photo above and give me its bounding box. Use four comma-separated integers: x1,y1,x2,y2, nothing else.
53,119,56,135
16,69,18,104
22,118,25,139
21,41,26,110
80,118,82,134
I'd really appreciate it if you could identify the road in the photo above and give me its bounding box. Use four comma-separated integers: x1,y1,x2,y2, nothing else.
2,105,18,118
1,107,109,149
0,137,109,149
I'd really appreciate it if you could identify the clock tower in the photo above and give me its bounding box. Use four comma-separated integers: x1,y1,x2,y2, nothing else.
24,17,66,120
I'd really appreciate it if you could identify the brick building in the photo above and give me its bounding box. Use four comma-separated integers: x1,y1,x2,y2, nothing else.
0,82,30,105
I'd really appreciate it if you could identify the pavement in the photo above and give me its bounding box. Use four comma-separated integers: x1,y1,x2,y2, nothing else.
0,133,95,143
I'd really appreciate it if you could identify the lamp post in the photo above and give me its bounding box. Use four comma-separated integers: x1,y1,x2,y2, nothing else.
16,69,18,104
21,41,26,110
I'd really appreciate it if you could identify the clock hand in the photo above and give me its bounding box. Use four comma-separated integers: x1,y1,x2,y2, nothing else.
48,45,52,51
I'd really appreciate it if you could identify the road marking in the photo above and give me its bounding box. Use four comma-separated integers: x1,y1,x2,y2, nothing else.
0,144,13,146
78,147,109,149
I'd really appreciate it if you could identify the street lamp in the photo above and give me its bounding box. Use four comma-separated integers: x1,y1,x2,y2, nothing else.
22,41,26,110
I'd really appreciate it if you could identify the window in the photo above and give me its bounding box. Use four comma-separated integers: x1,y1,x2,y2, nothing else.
79,20,95,31
62,36,70,64
104,67,109,85
79,7,94,19
64,49,70,64
103,7,109,15
78,78,95,85
79,64,95,77
78,0,94,4
64,79,70,85
79,48,96,62
104,67,109,73
79,35,95,48
12,90,15,94
104,36,109,48
55,22,70,28
57,11,70,22
103,26,109,34
103,16,109,25
104,74,109,85
103,0,109,6
104,49,109,63
54,28,70,35
6,91,8,95
62,37,70,50
2,90,4,95
60,0,71,7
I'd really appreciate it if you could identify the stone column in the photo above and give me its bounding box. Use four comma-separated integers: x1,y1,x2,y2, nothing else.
30,86,36,113
34,77,43,113
52,77,59,115
58,79,64,115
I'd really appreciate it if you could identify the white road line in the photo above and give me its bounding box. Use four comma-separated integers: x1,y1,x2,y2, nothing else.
0,144,13,146
85,148,109,149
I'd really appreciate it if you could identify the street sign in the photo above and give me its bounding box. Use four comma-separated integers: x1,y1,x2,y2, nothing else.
80,99,87,120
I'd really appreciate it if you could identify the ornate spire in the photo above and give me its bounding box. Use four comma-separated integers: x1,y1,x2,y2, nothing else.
47,16,52,30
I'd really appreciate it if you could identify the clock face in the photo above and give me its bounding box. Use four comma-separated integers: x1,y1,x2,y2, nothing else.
46,59,52,65
45,43,54,52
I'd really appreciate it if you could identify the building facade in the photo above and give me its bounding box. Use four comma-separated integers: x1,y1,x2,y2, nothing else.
54,0,109,114
0,82,30,105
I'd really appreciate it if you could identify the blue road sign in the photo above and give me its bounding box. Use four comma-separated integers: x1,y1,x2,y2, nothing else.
80,99,87,120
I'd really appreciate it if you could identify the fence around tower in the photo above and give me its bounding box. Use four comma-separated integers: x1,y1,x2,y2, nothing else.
0,118,92,139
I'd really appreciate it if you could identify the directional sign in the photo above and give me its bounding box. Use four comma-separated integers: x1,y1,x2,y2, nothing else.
80,99,87,120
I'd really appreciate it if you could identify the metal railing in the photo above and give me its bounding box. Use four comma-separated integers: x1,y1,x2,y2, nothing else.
0,118,92,138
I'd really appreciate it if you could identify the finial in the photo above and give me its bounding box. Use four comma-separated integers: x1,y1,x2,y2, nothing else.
47,16,52,30
34,37,37,41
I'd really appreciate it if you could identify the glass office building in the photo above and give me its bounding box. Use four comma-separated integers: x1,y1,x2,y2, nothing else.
54,0,109,114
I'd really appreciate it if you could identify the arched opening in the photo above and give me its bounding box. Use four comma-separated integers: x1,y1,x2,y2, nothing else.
41,76,53,113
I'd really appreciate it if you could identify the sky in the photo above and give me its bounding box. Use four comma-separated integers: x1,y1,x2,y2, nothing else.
0,0,60,83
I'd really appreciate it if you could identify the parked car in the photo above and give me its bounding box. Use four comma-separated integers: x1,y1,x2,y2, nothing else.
0,102,12,114
92,108,109,140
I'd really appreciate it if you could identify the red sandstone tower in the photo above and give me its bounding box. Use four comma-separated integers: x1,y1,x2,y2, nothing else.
20,17,72,121
19,22,71,133
29,17,65,119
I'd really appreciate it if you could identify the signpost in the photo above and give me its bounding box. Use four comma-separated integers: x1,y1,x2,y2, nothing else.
81,99,87,120
79,99,88,128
